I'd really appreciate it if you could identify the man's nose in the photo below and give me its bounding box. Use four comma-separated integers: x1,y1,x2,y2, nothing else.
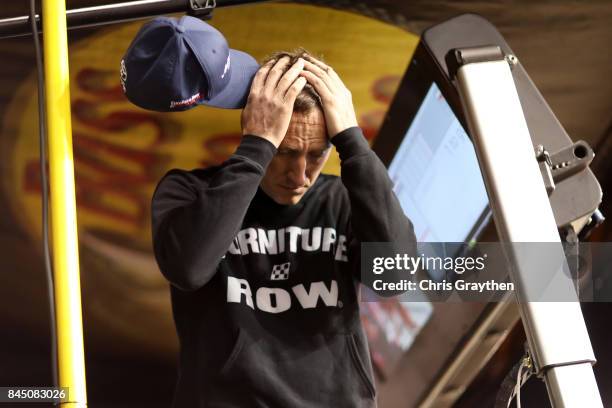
287,156,307,187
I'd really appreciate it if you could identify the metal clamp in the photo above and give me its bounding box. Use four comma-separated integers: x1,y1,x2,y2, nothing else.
189,0,216,18
535,144,555,195
549,140,594,182
535,140,594,195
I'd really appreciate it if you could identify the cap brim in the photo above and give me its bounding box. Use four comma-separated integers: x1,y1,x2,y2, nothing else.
200,49,259,109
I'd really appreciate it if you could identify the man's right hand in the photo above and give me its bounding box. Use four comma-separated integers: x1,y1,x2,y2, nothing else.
241,57,306,148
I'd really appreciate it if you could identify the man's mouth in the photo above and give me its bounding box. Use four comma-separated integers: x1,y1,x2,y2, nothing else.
280,185,306,193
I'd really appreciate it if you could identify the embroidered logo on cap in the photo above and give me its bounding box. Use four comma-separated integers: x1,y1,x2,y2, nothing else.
221,55,231,79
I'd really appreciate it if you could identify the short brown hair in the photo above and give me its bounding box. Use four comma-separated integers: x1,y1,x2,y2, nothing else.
262,48,323,114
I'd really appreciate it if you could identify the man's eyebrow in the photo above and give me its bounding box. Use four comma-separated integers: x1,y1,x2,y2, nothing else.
279,146,300,152
309,144,331,153
290,120,326,126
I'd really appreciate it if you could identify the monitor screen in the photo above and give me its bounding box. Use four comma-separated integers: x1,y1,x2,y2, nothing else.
387,83,489,243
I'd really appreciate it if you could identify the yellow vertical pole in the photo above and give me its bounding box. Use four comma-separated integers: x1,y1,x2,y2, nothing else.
42,0,87,406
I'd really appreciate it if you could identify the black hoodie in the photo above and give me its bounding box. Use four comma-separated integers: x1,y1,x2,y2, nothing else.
151,127,416,407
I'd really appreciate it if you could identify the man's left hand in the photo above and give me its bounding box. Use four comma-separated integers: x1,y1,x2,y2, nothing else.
299,56,358,138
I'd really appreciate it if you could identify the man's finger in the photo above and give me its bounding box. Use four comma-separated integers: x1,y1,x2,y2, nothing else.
276,58,305,96
303,55,343,86
284,76,307,103
250,59,275,92
302,54,329,70
264,56,291,94
302,60,335,92
299,70,333,101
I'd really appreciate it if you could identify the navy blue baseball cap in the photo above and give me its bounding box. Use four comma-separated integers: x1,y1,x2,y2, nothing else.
121,16,259,111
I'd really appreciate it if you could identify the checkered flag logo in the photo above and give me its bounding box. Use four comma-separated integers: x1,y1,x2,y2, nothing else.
270,262,291,281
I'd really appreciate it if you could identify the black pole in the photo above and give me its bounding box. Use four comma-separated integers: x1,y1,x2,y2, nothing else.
0,0,268,39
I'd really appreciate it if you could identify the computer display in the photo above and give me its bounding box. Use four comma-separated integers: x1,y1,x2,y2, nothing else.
387,83,489,244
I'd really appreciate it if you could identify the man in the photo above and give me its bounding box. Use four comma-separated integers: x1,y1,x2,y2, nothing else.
151,49,416,407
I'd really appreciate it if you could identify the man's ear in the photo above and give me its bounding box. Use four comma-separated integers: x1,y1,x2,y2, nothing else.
240,109,246,129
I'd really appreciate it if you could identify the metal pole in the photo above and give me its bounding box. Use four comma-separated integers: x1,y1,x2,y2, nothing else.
454,50,602,407
0,0,268,39
42,0,87,405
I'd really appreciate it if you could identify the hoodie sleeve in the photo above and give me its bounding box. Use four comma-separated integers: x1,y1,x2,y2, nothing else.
151,135,276,291
331,127,417,291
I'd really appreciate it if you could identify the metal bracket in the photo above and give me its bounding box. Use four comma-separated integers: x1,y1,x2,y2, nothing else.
189,0,216,19
454,45,505,65
446,45,505,80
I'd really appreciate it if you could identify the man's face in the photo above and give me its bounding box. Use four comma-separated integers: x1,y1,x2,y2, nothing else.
260,108,331,205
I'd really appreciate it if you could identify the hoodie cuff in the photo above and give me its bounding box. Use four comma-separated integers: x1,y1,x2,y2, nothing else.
234,135,278,170
330,127,371,161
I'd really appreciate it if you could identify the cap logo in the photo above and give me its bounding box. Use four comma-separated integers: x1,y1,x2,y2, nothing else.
221,55,231,80
170,92,202,109
120,59,127,93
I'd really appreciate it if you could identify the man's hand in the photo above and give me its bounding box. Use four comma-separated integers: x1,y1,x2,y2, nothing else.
299,55,358,138
241,57,307,148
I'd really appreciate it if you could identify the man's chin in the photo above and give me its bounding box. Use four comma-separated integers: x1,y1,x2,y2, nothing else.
272,191,305,206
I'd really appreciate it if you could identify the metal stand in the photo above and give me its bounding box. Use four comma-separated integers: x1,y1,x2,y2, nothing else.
453,46,603,407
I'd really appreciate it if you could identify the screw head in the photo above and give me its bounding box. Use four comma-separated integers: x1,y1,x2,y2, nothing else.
505,54,518,67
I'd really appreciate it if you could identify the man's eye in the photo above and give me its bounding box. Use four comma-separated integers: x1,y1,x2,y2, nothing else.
309,151,325,159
